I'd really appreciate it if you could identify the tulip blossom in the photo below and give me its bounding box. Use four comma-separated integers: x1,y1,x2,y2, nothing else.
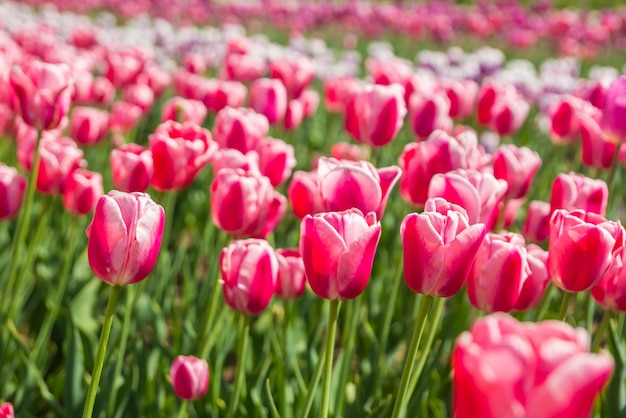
199,79,247,114
345,83,407,147
317,157,401,220
275,248,307,299
366,56,413,86
515,244,550,310
493,144,542,199
287,170,325,219
123,83,154,115
249,78,288,124
0,164,26,221
161,96,207,125
592,247,626,312
550,172,608,216
104,47,146,88
86,190,165,286
580,112,619,169
323,76,362,113
223,52,266,82
10,61,73,130
211,168,286,239
401,198,486,297
602,76,626,143
330,142,370,162
284,99,304,131
62,169,104,215
33,135,85,195
407,91,453,139
220,239,278,315
110,144,154,192
300,209,381,301
522,200,551,242
453,313,613,418
109,101,143,135
69,106,109,145
211,148,260,176
549,209,623,292
149,120,217,191
0,402,13,418
213,107,269,154
439,78,478,119
269,55,316,100
255,137,296,187
170,355,209,401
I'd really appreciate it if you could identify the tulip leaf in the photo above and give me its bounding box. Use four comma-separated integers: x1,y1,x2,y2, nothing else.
64,313,85,418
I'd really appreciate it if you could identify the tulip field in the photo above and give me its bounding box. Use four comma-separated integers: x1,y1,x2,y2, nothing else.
3,0,626,417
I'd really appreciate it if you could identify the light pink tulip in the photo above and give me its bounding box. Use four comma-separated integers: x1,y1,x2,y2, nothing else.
250,78,288,124
323,76,362,113
161,96,207,125
522,200,551,242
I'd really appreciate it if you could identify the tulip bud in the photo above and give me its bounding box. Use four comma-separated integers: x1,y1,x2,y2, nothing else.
287,170,325,219
36,135,85,195
275,248,307,299
408,91,453,139
62,169,104,215
170,355,209,401
86,191,165,286
0,163,27,221
220,239,278,314
255,137,296,187
324,76,362,113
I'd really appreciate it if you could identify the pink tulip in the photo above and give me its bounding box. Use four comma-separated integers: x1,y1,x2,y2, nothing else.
170,355,209,401
493,144,542,199
439,78,478,119
453,313,613,418
299,89,320,118
549,209,623,292
255,137,296,187
323,76,362,113
10,61,73,131
213,107,269,154
92,76,115,106
86,190,165,286
200,79,247,113
287,170,325,219
269,55,315,100
366,56,413,86
580,113,619,169
220,239,278,314
0,163,27,221
592,247,626,312
0,402,13,418
109,101,143,134
110,144,154,192
428,168,507,229
275,248,307,299
149,120,217,191
284,99,304,131
602,76,626,143
224,52,266,82
140,63,171,98
401,198,486,297
183,52,206,75
62,169,104,215
515,244,550,310
488,97,530,136
407,91,453,139
522,200,551,242
345,83,407,147
330,142,370,162
123,83,154,115
211,148,260,176
550,172,608,216
317,157,401,220
35,135,85,195
211,168,286,239
300,209,381,301
104,47,146,88
250,78,288,124
548,95,589,144
161,96,207,125
69,106,109,145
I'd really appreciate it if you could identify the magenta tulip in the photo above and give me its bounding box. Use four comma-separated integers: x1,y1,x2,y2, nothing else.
69,106,110,145
601,76,626,143
0,402,13,418
86,190,165,286
62,169,104,215
170,355,209,401
249,78,288,124
269,55,315,100
550,172,608,216
255,137,296,187
275,248,307,299
323,76,362,113
110,144,154,193
407,91,453,139
35,135,85,195
522,200,551,243
592,246,626,312
213,107,269,154
493,144,542,199
0,164,27,221
287,170,325,219
161,96,207,125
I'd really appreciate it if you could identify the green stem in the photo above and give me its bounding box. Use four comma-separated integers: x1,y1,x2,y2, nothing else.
606,145,621,196
225,315,250,418
533,284,554,321
33,215,81,366
335,297,361,416
299,343,326,418
591,309,612,352
175,401,188,418
82,285,122,418
106,286,135,416
390,295,434,418
321,300,341,418
557,291,572,321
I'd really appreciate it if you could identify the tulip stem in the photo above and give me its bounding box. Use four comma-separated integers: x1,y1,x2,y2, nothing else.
226,315,250,418
557,291,572,321
175,401,188,418
391,295,434,418
591,309,612,352
82,285,121,418
321,300,341,418
606,146,621,214
298,341,326,418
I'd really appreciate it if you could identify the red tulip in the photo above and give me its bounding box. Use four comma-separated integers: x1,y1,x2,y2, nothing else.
220,239,278,315
213,106,269,154
401,198,486,297
453,313,613,418
493,144,542,199
62,169,104,215
170,355,209,401
345,83,406,147
300,209,381,301
550,172,608,216
602,76,626,143
110,144,154,192
69,106,109,145
250,78,288,124
275,248,307,299
0,163,27,221
86,190,165,286
149,120,217,191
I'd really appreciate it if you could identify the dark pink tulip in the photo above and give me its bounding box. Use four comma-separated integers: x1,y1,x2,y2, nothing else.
275,248,307,299
110,144,154,192
170,355,209,401
401,198,486,297
213,107,269,154
211,148,260,176
183,52,206,75
493,144,541,199
323,76,362,113
284,99,304,131
86,190,165,286
35,135,85,195
408,91,453,139
10,61,73,131
104,47,146,88
522,200,551,242
122,83,154,115
453,313,613,418
62,169,103,215
224,52,266,83
592,247,626,312
580,113,619,169
92,77,115,106
211,168,286,239
428,168,507,229
398,130,484,208
71,26,98,49
514,244,550,310
345,83,406,147
109,101,143,134
287,170,325,219
200,79,247,113
69,106,109,145
548,95,589,144
366,56,413,86
250,78,288,125
330,142,370,162
0,163,27,221
488,96,530,136
317,157,401,220
477,81,507,125
439,78,478,119
140,62,171,98
0,402,13,418
602,76,626,143
220,239,278,314
161,97,207,125
149,120,217,191
403,73,438,106
255,137,296,187
269,55,315,100
550,172,608,216
300,209,381,301
549,209,622,292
